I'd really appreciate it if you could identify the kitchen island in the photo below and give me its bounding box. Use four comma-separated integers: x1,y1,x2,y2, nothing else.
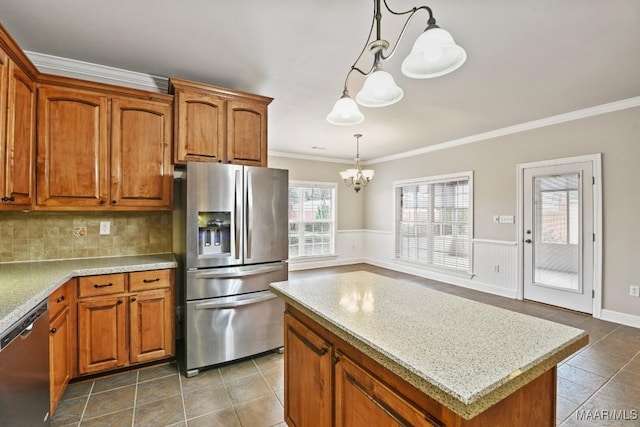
270,271,588,426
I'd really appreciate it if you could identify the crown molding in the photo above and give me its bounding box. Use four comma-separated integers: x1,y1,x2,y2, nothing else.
268,150,353,164
25,51,169,93
367,96,640,165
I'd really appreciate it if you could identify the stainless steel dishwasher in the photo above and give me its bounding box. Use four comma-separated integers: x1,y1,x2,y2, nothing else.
0,300,50,426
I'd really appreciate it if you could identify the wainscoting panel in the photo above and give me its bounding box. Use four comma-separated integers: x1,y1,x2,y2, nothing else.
472,239,518,294
288,230,365,271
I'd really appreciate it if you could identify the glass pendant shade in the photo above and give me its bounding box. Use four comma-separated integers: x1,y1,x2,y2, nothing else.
326,96,365,125
355,69,404,107
361,169,375,180
401,27,466,79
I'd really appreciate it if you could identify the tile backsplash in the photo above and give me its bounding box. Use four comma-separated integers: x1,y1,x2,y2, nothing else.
0,211,172,263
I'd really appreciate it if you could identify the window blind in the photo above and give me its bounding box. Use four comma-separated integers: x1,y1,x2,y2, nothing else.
395,174,471,272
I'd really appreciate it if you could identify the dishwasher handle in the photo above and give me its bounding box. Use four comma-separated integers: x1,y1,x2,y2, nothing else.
195,292,278,310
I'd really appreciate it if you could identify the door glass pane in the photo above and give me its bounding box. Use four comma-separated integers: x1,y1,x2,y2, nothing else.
533,174,581,291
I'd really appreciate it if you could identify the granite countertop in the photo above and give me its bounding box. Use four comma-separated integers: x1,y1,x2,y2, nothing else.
270,271,588,420
0,254,177,334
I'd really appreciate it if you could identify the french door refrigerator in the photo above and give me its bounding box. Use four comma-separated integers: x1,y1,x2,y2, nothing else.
174,162,288,377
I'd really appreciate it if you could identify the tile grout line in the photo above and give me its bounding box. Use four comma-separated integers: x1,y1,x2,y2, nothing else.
177,363,188,425
220,365,244,426
131,370,139,427
78,380,95,426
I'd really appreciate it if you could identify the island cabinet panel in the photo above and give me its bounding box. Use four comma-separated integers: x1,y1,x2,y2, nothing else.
111,97,172,209
284,313,333,427
0,50,36,210
284,304,558,427
48,278,76,416
77,269,175,376
170,78,272,167
36,85,109,208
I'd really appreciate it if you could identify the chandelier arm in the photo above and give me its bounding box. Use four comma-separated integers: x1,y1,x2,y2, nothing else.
379,4,435,61
340,0,378,92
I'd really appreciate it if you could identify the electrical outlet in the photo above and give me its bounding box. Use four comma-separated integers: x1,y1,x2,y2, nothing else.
630,285,640,297
493,265,500,273
493,215,500,223
99,221,111,235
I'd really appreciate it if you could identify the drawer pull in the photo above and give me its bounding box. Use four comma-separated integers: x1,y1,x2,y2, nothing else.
142,278,160,283
94,283,113,288
56,295,66,303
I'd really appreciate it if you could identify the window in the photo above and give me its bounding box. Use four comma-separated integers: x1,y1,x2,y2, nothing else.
288,181,336,258
394,172,472,272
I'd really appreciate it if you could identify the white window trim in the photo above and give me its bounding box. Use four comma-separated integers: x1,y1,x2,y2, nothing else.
288,180,338,259
392,171,474,274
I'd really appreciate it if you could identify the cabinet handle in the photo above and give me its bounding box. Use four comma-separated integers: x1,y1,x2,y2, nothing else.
1,196,15,202
56,295,66,303
94,283,113,288
50,327,57,334
99,200,106,205
289,326,328,357
142,278,160,283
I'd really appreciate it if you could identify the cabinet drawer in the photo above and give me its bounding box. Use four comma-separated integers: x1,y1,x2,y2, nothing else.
49,281,72,320
79,274,126,298
129,269,172,292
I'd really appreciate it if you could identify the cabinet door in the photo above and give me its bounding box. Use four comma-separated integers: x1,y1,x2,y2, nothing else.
111,97,172,209
49,305,71,415
2,60,35,208
226,99,267,167
284,313,332,427
37,86,109,208
78,296,127,374
335,353,444,427
173,89,225,163
129,289,174,363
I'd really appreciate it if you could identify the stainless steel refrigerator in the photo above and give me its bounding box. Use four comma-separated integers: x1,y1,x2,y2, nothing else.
174,162,288,377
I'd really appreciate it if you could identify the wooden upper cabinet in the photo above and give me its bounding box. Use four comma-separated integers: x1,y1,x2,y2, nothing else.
174,88,225,163
227,99,268,167
36,85,109,208
111,97,172,209
0,48,36,210
170,78,272,166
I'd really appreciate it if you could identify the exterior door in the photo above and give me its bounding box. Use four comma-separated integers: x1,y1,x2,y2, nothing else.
523,161,594,313
244,166,289,264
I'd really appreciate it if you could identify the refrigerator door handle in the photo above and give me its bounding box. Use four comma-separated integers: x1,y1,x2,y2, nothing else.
234,169,242,261
195,292,278,310
194,264,285,279
246,169,253,260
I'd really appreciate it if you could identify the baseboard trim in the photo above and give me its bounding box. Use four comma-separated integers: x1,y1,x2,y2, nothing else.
600,309,640,329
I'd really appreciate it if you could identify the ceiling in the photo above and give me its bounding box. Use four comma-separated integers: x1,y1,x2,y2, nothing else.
1,0,639,161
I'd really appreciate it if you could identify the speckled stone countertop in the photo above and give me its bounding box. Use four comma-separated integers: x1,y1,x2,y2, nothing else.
270,271,588,420
0,254,177,334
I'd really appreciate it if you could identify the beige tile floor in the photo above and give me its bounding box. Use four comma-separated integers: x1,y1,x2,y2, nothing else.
52,264,640,427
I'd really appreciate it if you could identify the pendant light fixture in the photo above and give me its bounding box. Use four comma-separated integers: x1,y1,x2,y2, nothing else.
326,0,466,126
339,134,374,193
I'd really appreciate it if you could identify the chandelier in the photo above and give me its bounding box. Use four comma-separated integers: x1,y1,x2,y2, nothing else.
339,134,374,193
327,0,466,125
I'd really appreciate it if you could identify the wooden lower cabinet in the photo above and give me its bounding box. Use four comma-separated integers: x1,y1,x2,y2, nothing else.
48,278,76,416
77,269,175,375
284,313,333,427
284,304,557,427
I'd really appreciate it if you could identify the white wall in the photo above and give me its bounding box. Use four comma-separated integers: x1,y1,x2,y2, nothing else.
272,106,640,327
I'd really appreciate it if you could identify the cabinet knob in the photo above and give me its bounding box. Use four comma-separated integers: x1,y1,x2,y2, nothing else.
111,200,118,205
131,297,137,302
50,328,57,334
227,160,232,164
217,159,222,163
99,200,106,205
117,299,123,305
56,295,65,303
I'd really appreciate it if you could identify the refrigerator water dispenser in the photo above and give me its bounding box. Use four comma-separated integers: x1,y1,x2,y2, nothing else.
197,212,230,256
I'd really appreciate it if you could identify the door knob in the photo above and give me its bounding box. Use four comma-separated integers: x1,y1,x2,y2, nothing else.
525,239,532,244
